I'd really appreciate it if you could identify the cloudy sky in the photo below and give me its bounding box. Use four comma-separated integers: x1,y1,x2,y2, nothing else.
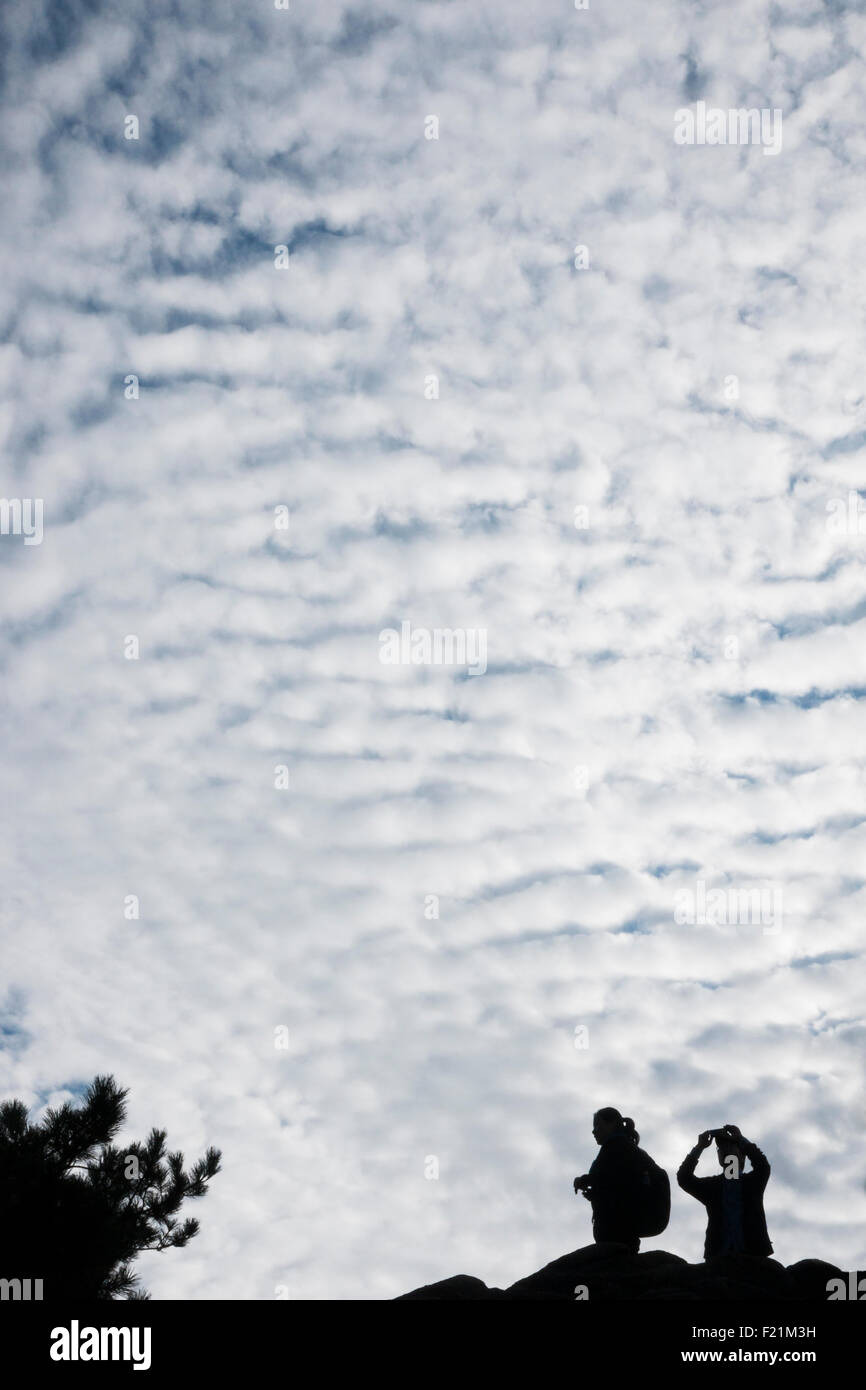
1,0,865,1299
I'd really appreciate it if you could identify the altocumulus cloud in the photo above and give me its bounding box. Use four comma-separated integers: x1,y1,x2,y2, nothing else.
1,0,865,1298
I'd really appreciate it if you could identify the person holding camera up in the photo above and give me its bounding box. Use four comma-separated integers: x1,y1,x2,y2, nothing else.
677,1124,773,1258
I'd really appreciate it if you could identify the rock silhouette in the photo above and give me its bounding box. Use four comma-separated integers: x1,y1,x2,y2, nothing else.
397,1243,853,1300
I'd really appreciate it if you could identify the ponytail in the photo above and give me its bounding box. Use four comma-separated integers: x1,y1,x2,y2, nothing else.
596,1106,641,1144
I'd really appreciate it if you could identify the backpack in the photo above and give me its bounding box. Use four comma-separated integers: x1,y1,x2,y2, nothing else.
635,1154,671,1237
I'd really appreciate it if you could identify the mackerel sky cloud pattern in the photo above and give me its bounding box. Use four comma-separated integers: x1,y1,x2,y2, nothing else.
1,0,865,1298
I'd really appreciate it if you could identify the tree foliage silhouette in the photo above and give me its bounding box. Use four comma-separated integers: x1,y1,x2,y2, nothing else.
0,1074,221,1299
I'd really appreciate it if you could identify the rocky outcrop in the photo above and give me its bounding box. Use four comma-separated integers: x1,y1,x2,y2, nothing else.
397,1243,851,1300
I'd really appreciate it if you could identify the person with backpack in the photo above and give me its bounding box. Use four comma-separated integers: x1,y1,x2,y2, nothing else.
677,1124,773,1258
573,1107,670,1253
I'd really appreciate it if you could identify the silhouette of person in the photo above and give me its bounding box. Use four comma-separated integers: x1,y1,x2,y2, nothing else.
573,1107,644,1254
677,1124,773,1258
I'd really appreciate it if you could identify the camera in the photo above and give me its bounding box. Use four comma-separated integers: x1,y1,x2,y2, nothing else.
709,1126,733,1141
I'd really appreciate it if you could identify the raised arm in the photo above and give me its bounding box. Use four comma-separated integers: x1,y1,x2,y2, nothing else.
727,1126,771,1189
677,1130,713,1201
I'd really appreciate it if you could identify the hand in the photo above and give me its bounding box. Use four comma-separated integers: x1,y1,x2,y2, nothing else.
698,1130,713,1149
573,1174,589,1194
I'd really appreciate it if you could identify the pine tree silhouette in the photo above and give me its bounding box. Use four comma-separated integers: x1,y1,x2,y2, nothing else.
0,1074,221,1299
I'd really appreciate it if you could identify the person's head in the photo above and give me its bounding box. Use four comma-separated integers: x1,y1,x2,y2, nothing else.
592,1108,640,1146
715,1130,744,1173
